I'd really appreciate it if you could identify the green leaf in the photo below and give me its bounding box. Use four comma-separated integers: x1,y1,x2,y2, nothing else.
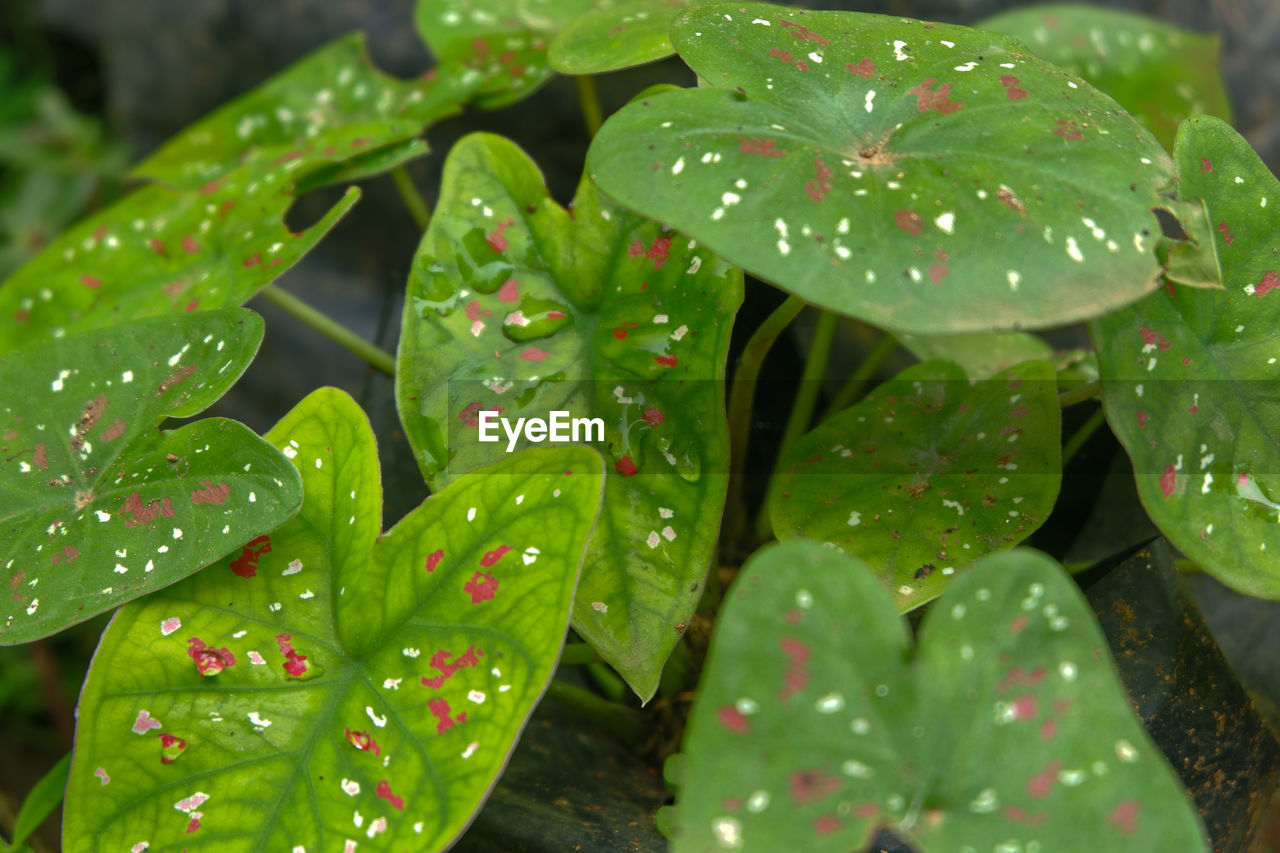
63,388,606,852
0,162,357,352
672,541,1208,852
417,0,597,109
396,132,742,700
1091,115,1280,599
0,308,301,643
549,0,711,75
896,330,1054,380
8,752,71,851
587,2,1175,334
132,33,468,190
769,360,1061,609
979,4,1232,151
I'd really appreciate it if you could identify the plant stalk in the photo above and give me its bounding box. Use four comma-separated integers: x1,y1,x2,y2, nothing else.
1061,405,1107,465
558,642,599,666
822,331,897,420
1058,380,1101,408
260,285,396,376
575,75,604,138
544,679,646,746
390,165,431,232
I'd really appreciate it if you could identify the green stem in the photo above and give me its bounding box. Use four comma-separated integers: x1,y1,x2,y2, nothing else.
752,308,837,541
259,285,396,376
390,165,431,232
558,642,599,666
722,295,807,551
1058,380,1101,408
1061,405,1106,465
544,679,646,746
575,75,604,138
585,661,627,703
822,331,898,420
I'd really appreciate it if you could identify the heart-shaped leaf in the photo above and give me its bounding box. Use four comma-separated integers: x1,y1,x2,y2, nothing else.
587,2,1175,334
1091,115,1280,599
548,0,711,75
397,132,741,701
133,33,469,190
0,308,301,643
769,360,1061,609
671,541,1207,851
417,0,597,110
63,388,605,852
979,5,1232,151
0,159,357,352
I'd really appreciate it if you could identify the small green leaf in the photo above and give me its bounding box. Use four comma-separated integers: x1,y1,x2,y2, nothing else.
8,752,71,851
397,132,742,700
896,330,1054,380
980,4,1232,151
133,33,468,190
549,0,711,75
0,308,301,643
588,2,1174,334
673,541,1208,852
417,0,597,109
769,360,1061,609
63,388,605,852
1091,115,1280,599
0,162,357,351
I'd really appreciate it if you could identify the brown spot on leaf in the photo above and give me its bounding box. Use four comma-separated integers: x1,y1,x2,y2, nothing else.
894,210,923,236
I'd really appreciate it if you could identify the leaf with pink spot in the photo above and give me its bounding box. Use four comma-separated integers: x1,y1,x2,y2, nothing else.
65,388,604,852
671,541,1207,851
1092,116,1280,599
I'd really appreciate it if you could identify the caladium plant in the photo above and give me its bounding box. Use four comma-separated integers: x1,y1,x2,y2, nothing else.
1,1,1276,852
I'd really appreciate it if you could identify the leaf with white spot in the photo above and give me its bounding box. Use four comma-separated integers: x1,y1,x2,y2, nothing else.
769,360,1061,609
0,158,357,352
133,33,470,190
396,132,742,701
587,2,1175,334
418,0,598,109
1091,115,1280,599
672,541,1208,851
549,0,713,75
0,308,300,643
980,5,1232,151
64,388,605,852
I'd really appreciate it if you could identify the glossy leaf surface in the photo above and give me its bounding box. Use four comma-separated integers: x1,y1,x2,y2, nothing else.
133,34,467,190
980,4,1232,150
64,388,605,852
0,309,300,643
588,2,1174,333
549,0,709,75
1092,116,1280,599
673,541,1207,852
770,360,1061,609
0,163,357,352
397,132,741,701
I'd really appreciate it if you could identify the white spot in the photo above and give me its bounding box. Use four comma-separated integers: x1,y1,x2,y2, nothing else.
1066,237,1084,262
815,692,845,713
661,525,676,541
935,212,955,234
467,690,486,704
248,651,265,665
712,816,743,848
954,61,978,72
592,601,608,613
865,90,876,113
403,647,420,658
847,510,861,526
461,741,479,759
842,759,872,778
808,51,823,64
1007,270,1021,291
672,157,685,175
893,40,909,61
467,507,477,522
366,706,387,727
172,528,183,540
161,617,181,636
248,711,272,728
1115,739,1139,762
341,778,361,796
942,499,965,516
283,559,303,576
646,531,661,548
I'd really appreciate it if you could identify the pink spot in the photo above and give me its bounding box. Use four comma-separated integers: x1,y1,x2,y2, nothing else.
994,665,1046,693
200,179,222,195
1160,465,1177,498
487,217,514,252
427,697,466,734
813,815,842,836
1000,74,1028,99
1239,471,1251,486
1003,805,1048,827
640,236,671,269
1217,221,1235,245
1027,760,1061,799
191,481,230,505
52,547,79,564
927,261,949,283
425,549,444,573
908,78,963,114
1010,614,1028,634
547,310,566,320
642,408,664,426
229,535,272,578
101,418,127,441
376,780,405,811
778,636,810,702
187,637,236,676
186,817,201,834
789,769,840,805
768,48,809,72
1201,158,1212,173
1138,326,1170,350
161,617,181,636
615,456,638,477
855,803,878,818
459,402,486,427
464,571,499,603
132,709,162,734
243,253,262,267
520,348,550,362
346,728,381,754
1137,411,1150,428
1054,120,1083,140
1256,271,1280,296
805,154,833,202
738,137,787,157
420,645,484,689
1010,403,1029,418
717,707,751,733
846,58,875,78
275,633,309,677
91,226,108,240
80,275,102,289
94,767,109,785
497,279,520,302
159,733,186,763
465,300,492,322
31,443,48,470
779,19,829,46
894,210,923,236
1040,718,1058,741
118,492,175,528
612,328,628,340
480,544,512,567
1106,800,1139,835
655,355,678,367
182,235,200,254
1012,694,1038,720
149,239,167,256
